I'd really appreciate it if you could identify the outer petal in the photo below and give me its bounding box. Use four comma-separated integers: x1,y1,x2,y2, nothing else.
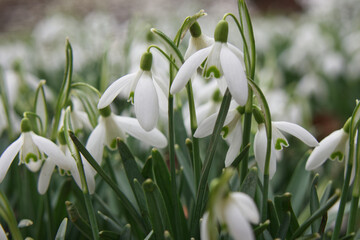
254,124,277,179
224,121,243,167
194,109,237,138
37,159,55,194
230,192,260,224
31,133,72,170
134,72,159,131
97,72,137,109
115,116,167,148
200,212,210,240
0,135,23,182
170,46,212,94
273,121,319,147
306,129,344,170
220,44,248,106
223,201,255,240
86,123,105,165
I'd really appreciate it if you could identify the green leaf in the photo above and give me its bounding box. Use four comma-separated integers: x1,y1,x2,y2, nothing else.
267,200,280,238
152,149,189,240
65,201,92,239
175,144,195,199
310,174,321,233
254,220,270,236
54,218,68,240
276,211,291,239
117,139,145,185
97,211,123,232
240,166,258,198
143,179,172,240
142,156,154,180
290,190,340,240
34,80,48,135
51,39,74,140
274,193,299,239
231,143,251,168
69,132,147,235
0,191,23,240
133,179,152,230
286,151,311,215
295,233,321,240
99,230,121,240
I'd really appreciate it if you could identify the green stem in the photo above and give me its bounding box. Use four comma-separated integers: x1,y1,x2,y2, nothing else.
168,61,183,240
240,95,253,183
347,196,359,234
0,67,13,139
190,89,232,238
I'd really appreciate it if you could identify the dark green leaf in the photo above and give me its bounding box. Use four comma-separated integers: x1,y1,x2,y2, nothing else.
240,166,258,198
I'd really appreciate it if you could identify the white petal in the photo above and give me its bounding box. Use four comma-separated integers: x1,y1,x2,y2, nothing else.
200,212,210,240
86,124,105,165
115,116,167,148
134,72,159,131
97,72,137,109
194,112,218,138
230,192,260,224
0,224,8,240
0,136,23,182
25,160,43,172
306,129,344,170
37,159,55,195
170,46,212,94
220,44,248,106
223,200,255,240
31,133,72,170
254,124,277,179
225,121,243,167
273,121,319,147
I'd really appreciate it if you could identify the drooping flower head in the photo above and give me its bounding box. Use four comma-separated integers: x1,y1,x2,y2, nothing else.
253,107,319,179
184,21,214,60
306,118,355,181
86,106,168,166
201,169,259,240
195,101,244,167
98,52,168,131
171,20,248,106
0,118,71,183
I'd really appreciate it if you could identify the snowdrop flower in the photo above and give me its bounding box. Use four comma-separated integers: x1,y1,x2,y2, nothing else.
201,169,259,240
37,129,94,194
58,97,92,132
253,109,319,179
86,107,168,166
306,119,356,182
0,118,71,183
171,20,248,106
98,52,168,131
195,101,244,167
184,21,214,60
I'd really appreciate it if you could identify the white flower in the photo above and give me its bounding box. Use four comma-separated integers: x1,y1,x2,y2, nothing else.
201,192,259,240
86,107,168,166
97,52,168,131
254,121,319,179
0,118,72,183
194,101,243,167
184,22,214,60
37,130,95,194
305,125,356,183
171,20,248,106
58,97,92,132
